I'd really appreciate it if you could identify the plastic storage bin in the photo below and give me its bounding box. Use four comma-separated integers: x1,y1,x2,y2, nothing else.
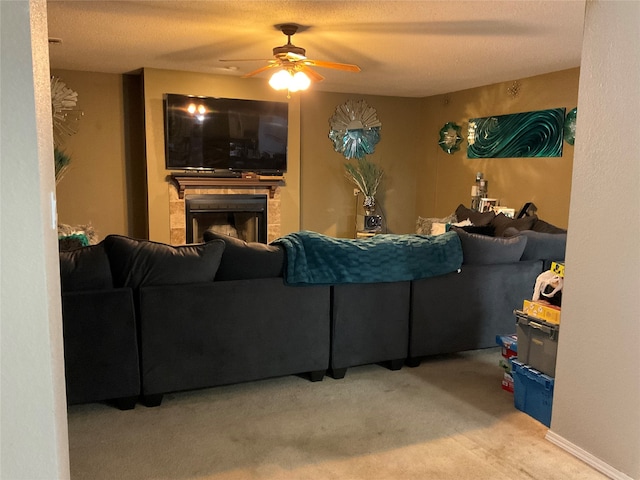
515,311,559,377
512,359,554,427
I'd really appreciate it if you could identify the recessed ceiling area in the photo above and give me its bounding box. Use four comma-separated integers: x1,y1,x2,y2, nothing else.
46,0,586,97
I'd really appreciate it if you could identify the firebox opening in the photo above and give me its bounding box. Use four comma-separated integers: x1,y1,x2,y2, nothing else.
185,194,267,244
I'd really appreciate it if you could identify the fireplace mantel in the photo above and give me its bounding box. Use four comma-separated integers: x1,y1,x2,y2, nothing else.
169,173,285,199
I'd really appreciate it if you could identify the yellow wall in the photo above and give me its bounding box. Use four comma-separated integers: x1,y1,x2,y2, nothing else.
55,67,579,240
417,68,579,228
300,91,422,237
53,69,130,239
142,68,301,244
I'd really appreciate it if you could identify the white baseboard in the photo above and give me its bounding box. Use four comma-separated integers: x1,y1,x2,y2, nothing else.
545,430,635,480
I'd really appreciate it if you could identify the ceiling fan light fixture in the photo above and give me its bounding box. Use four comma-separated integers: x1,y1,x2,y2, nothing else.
268,69,311,93
290,71,311,92
225,23,359,94
269,69,292,90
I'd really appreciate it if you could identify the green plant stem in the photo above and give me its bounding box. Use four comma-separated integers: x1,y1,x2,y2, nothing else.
344,157,383,197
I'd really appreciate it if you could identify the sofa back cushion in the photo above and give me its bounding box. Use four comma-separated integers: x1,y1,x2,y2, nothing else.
202,230,284,280
531,219,567,234
103,235,225,288
59,242,113,292
518,230,567,261
453,227,527,265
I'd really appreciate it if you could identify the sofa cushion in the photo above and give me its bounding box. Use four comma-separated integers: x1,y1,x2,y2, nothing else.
455,204,495,226
59,242,113,292
103,235,225,288
202,230,284,280
453,227,527,265
518,230,567,261
491,213,538,237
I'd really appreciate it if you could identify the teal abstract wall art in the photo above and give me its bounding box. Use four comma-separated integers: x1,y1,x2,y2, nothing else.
467,108,565,158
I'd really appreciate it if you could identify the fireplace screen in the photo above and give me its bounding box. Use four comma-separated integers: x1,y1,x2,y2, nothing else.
185,194,267,243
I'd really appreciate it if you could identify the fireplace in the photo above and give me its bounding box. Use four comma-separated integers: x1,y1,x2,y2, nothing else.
185,194,267,243
168,175,283,245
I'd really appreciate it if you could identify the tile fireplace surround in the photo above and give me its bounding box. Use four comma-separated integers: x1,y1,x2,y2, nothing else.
168,179,282,245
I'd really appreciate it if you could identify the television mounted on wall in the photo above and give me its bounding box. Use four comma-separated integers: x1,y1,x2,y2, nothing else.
163,93,288,175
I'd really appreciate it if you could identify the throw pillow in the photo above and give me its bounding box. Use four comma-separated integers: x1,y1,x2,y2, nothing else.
202,230,284,280
454,204,496,226
452,227,528,265
456,224,496,236
416,213,457,235
430,222,449,236
502,227,521,237
519,231,567,261
491,213,537,237
59,242,113,292
103,235,225,288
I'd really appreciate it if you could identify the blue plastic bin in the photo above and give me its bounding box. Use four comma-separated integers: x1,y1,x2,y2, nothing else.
511,359,554,427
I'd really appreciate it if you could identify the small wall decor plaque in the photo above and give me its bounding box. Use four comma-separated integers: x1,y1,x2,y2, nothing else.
564,107,577,145
467,108,565,158
438,122,463,154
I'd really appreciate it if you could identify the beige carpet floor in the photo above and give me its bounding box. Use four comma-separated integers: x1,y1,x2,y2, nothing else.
67,348,607,480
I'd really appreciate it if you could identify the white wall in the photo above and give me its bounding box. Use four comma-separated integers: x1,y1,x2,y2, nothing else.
548,1,640,479
0,0,70,478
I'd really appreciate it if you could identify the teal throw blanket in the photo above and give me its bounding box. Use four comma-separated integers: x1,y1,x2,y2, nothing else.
272,230,462,285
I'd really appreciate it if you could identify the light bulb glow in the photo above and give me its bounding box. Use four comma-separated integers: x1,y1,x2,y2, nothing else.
269,70,292,90
290,71,311,92
187,103,196,114
269,69,311,93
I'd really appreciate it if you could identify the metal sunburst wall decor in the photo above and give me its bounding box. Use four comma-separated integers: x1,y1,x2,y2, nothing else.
51,76,83,147
328,99,381,159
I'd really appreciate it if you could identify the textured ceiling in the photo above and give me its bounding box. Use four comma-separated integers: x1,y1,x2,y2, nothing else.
47,0,586,97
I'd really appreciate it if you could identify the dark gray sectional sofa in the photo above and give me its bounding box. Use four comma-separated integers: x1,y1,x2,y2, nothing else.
58,209,565,409
59,243,141,409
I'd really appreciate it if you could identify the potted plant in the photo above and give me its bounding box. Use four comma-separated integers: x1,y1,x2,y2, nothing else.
344,157,383,215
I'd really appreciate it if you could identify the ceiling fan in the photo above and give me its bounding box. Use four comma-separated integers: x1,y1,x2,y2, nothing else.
220,24,361,90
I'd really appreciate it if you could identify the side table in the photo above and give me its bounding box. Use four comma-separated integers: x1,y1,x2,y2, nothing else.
356,230,378,239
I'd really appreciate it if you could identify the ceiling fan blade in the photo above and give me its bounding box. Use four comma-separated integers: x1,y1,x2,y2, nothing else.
241,63,279,78
302,59,361,72
301,66,324,83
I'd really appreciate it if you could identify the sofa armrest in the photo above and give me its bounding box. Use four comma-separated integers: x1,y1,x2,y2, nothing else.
410,260,544,358
62,288,140,405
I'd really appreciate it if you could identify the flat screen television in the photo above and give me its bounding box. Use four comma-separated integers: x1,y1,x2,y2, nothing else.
163,93,288,175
